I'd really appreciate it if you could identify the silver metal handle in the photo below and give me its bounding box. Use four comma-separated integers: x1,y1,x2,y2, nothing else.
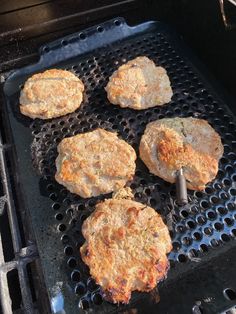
219,0,236,29
176,168,188,206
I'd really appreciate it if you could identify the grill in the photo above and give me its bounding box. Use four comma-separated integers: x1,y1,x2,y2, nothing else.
1,16,236,313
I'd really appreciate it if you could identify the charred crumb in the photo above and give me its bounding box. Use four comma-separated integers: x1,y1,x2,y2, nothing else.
141,206,148,211
120,279,128,286
180,121,187,137
84,248,90,257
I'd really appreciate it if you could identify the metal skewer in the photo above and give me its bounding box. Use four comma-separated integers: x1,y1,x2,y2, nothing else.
176,168,188,206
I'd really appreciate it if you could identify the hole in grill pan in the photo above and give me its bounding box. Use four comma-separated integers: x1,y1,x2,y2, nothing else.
193,232,202,241
172,241,181,251
178,254,187,263
224,218,233,226
200,244,208,252
97,26,104,33
192,304,203,314
223,288,236,301
189,249,198,257
114,19,121,26
61,39,68,46
55,213,63,220
75,282,86,295
214,222,223,231
92,292,103,305
180,210,189,218
221,234,230,242
186,220,195,229
87,278,99,291
206,211,216,220
210,239,219,247
79,298,89,309
205,186,214,194
204,227,213,236
64,245,73,256
217,207,227,216
67,257,77,268
79,33,86,40
196,215,206,225
182,237,192,246
61,234,70,244
201,200,209,209
231,229,236,237
71,270,80,282
227,203,236,211
58,224,66,232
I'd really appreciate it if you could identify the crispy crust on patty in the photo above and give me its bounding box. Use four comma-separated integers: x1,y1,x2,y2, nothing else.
55,129,136,198
80,198,172,303
139,117,224,190
105,56,173,110
20,69,84,119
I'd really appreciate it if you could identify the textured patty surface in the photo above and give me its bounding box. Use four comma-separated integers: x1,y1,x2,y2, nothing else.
80,198,172,304
105,56,173,110
55,129,136,198
20,69,84,119
139,117,224,190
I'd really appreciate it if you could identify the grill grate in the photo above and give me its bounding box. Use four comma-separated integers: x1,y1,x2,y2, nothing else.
0,90,52,313
0,121,39,313
3,18,236,313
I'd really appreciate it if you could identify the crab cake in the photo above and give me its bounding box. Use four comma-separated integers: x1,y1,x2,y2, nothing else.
80,198,172,304
20,69,84,119
55,129,136,198
139,117,224,191
105,56,173,110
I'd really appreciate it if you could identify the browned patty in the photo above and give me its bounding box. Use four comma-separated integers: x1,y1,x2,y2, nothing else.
20,69,84,119
139,117,224,190
80,198,172,304
55,129,136,198
105,56,173,110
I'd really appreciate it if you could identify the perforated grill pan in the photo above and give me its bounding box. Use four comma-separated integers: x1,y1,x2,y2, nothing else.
3,18,236,313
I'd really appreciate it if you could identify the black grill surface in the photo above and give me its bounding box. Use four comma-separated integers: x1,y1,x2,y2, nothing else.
2,18,236,313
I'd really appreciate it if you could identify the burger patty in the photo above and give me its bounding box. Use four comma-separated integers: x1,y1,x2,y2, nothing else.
80,198,172,304
20,69,84,119
55,128,136,198
139,117,224,190
105,56,173,110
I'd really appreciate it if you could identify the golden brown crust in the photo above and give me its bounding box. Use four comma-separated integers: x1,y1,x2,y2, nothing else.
105,56,173,110
139,117,224,190
55,129,136,198
20,69,84,119
80,198,172,304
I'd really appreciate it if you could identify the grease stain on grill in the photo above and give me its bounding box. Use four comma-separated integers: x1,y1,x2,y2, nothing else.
16,26,236,309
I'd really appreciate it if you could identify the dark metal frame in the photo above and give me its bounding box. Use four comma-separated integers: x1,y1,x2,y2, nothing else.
0,110,51,313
